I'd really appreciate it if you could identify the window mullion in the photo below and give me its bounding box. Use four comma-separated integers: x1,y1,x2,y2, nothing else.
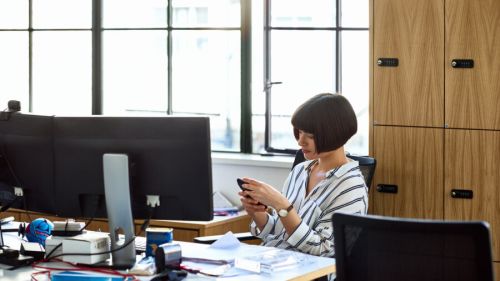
336,0,342,93
28,0,33,112
241,0,252,153
167,0,173,115
91,0,102,115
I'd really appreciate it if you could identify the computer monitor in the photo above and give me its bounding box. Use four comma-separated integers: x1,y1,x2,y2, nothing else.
0,113,56,214
52,116,214,221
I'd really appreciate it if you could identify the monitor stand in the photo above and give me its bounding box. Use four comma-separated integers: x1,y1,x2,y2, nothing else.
102,153,136,269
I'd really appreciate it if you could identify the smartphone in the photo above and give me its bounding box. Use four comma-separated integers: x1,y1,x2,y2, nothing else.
237,178,250,191
237,178,267,207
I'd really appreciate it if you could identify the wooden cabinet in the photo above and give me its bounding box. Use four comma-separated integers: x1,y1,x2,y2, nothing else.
371,126,443,218
445,130,500,260
495,263,500,281
445,0,500,130
373,0,444,127
371,0,500,269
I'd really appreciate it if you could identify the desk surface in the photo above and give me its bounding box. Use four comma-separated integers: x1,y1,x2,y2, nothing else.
144,211,249,228
1,229,335,281
4,210,252,242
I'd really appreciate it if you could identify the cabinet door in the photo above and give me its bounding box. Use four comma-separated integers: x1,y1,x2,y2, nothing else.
371,126,444,219
373,0,444,127
445,0,500,130
445,130,500,261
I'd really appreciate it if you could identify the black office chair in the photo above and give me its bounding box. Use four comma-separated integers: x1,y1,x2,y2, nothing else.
333,213,495,281
293,149,377,189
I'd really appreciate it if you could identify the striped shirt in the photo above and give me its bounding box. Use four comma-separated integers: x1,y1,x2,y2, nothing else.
250,158,368,257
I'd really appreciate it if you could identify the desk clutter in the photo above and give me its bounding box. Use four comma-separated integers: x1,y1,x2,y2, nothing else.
0,218,134,266
1,218,334,280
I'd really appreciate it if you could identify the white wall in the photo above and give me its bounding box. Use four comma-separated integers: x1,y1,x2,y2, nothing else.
211,153,293,207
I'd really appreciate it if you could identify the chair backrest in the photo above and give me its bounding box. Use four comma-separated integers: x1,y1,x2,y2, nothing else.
333,213,495,281
291,150,376,189
346,154,376,189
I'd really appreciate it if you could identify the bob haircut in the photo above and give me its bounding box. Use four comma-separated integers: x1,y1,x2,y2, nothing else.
291,93,357,153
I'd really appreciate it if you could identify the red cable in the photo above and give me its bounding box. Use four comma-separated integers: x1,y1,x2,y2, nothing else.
31,259,139,281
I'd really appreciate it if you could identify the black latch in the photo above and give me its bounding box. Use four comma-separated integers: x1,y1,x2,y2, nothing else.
451,189,473,199
377,58,399,67
451,59,474,68
376,184,398,193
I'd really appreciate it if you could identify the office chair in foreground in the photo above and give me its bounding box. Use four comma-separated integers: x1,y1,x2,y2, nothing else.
333,213,495,281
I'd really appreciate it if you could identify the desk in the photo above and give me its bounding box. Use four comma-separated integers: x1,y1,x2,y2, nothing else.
1,229,335,281
138,212,252,242
2,210,252,243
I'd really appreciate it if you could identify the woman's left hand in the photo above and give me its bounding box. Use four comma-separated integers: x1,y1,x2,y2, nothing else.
240,177,290,210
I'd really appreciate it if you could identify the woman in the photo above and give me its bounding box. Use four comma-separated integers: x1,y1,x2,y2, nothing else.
239,93,368,257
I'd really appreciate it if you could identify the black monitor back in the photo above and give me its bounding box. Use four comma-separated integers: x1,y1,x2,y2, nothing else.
53,116,213,221
333,213,494,281
0,113,55,214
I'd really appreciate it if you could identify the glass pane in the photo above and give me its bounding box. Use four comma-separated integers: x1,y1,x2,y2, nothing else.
33,0,91,29
342,0,369,27
172,0,240,27
103,0,167,28
342,31,369,155
270,30,335,149
103,30,168,115
32,31,92,115
271,0,335,27
0,0,28,28
172,30,240,151
252,115,266,153
0,32,28,110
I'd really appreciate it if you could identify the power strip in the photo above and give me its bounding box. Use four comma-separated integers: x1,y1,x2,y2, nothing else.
52,221,85,236
53,221,84,231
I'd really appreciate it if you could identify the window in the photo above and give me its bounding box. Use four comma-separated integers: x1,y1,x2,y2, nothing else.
0,0,369,155
252,0,369,155
102,0,241,151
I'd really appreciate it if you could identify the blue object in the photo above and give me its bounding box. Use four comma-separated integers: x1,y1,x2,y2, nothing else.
146,228,173,257
25,218,53,247
52,271,127,281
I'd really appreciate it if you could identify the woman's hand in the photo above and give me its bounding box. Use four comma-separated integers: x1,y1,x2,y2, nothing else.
239,191,267,216
239,177,290,211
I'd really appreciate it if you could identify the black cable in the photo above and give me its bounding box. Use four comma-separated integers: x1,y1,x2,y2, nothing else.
80,217,95,232
21,196,33,223
137,206,154,236
0,143,34,223
150,269,187,281
44,241,63,260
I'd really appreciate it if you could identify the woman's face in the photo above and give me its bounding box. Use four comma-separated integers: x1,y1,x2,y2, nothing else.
297,130,318,160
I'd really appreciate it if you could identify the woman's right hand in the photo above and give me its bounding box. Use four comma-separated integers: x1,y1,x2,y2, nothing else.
239,191,267,216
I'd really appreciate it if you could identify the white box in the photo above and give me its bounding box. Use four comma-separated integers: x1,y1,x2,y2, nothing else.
62,231,110,264
45,235,66,258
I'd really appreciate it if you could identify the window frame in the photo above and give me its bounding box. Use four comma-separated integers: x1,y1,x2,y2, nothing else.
0,0,369,154
262,0,369,154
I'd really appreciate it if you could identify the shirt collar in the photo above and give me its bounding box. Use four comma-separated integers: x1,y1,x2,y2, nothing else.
330,159,359,178
305,159,359,178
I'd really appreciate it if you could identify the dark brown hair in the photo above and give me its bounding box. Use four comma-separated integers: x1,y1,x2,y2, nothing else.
291,93,357,153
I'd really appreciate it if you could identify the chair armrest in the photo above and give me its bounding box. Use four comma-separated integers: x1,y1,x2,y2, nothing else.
193,232,258,244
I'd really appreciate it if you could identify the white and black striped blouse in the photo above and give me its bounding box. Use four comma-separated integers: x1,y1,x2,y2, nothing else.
250,158,368,257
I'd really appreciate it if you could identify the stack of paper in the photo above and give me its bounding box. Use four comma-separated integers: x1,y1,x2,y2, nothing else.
234,248,309,274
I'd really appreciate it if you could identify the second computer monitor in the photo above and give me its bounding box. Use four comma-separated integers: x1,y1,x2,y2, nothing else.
0,113,55,214
53,116,213,221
